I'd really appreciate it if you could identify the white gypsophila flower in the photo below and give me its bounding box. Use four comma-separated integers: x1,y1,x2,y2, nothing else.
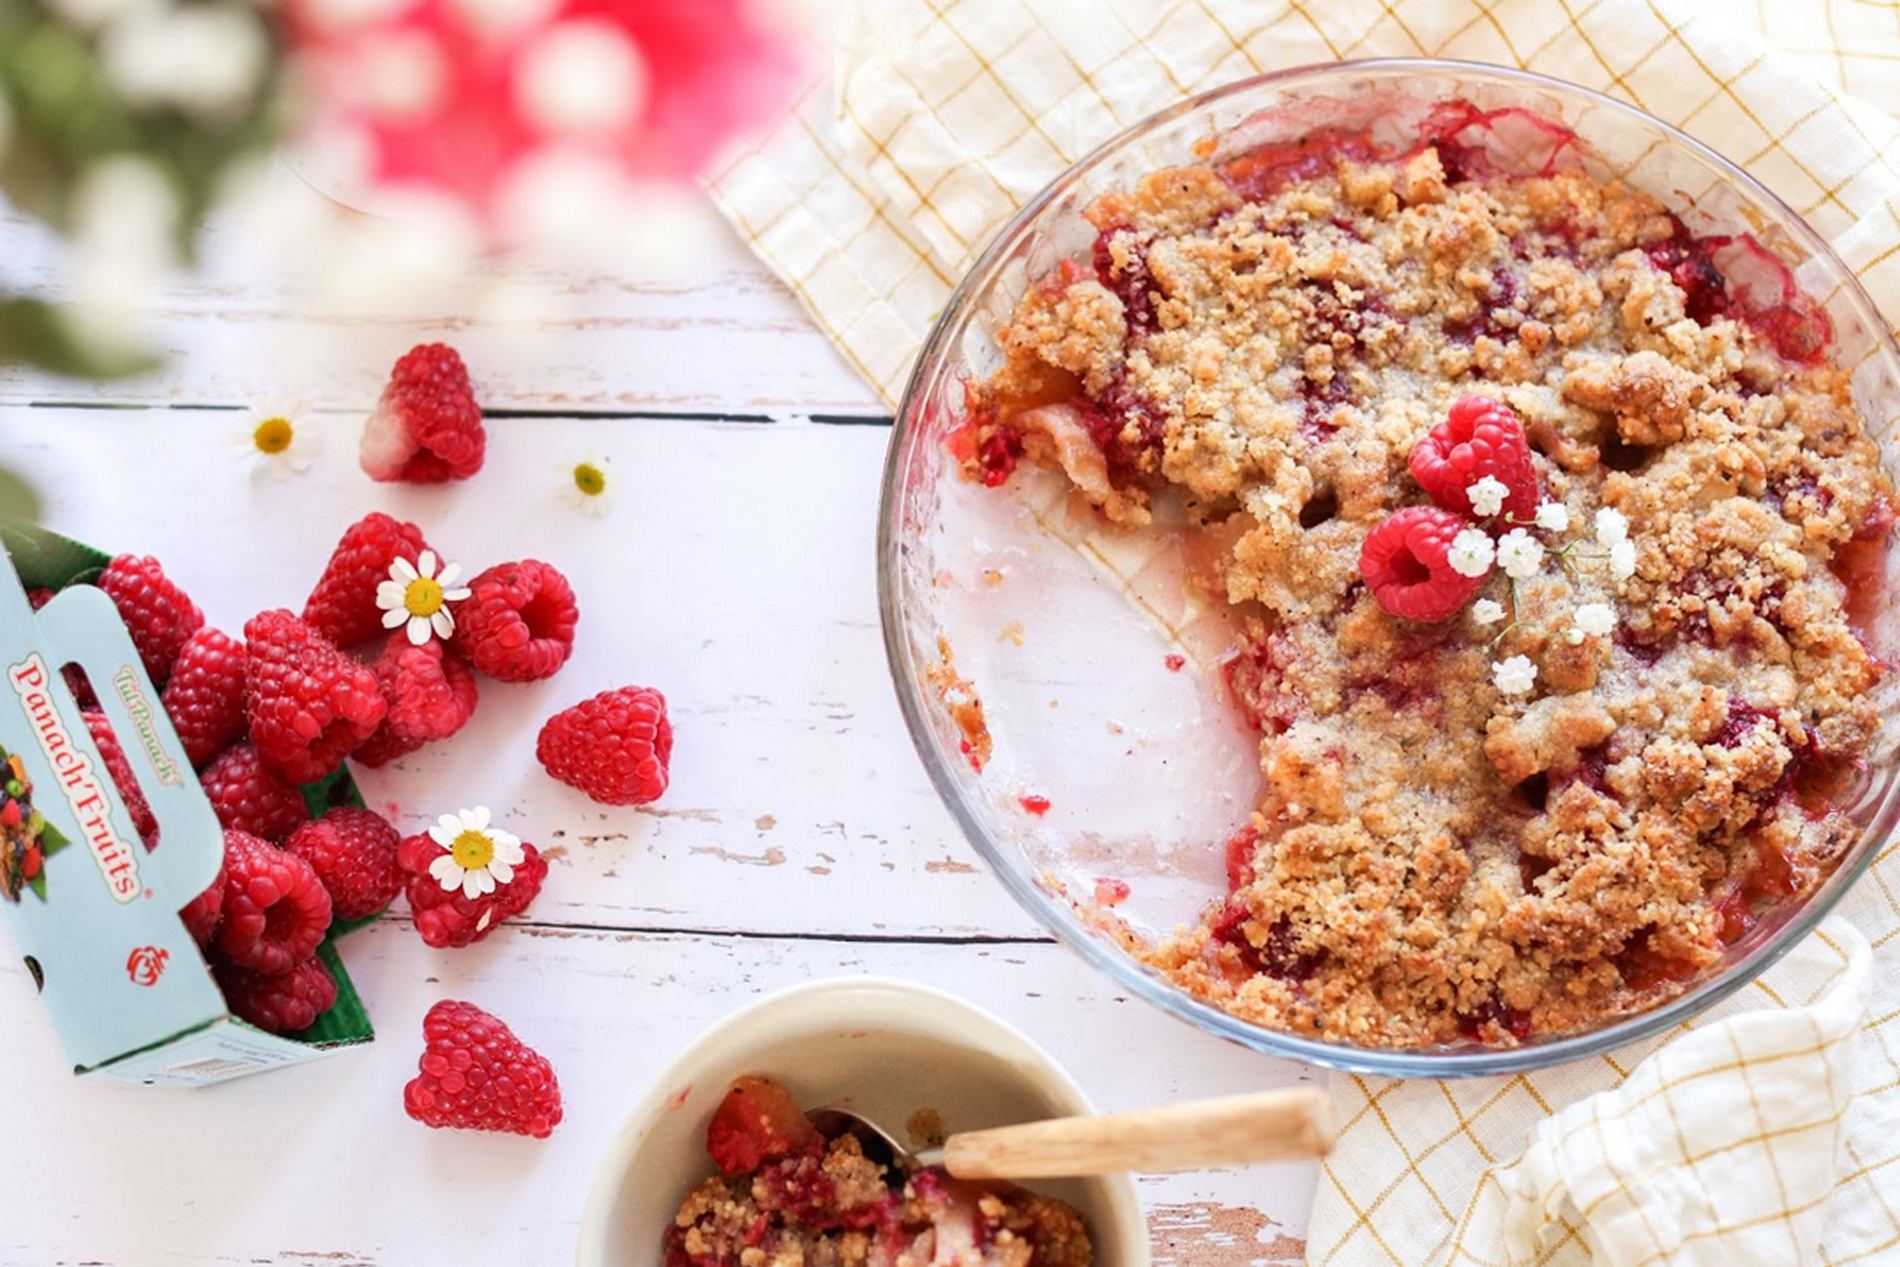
231,398,319,479
350,30,450,119
1496,528,1545,580
1573,602,1616,637
1534,501,1569,532
1471,598,1506,626
1609,538,1638,581
375,550,473,645
1467,475,1509,518
1595,507,1630,546
1493,655,1537,696
1564,627,1586,645
425,806,526,901
1448,528,1495,579
560,451,614,517
101,3,269,115
65,155,179,352
515,19,650,135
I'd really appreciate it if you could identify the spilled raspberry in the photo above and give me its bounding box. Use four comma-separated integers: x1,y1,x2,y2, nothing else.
450,559,579,683
215,829,333,976
215,955,338,1034
199,741,309,843
303,512,433,647
352,639,479,768
161,627,248,769
286,806,404,923
404,1000,562,1138
359,343,485,484
97,554,203,687
536,686,671,806
244,609,386,784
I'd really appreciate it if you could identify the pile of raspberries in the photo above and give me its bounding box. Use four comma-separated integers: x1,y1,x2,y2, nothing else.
47,508,668,1053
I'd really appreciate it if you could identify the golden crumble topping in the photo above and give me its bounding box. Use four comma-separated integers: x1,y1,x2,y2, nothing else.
958,120,1894,1048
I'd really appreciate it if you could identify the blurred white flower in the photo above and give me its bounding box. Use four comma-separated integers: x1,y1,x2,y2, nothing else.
1448,528,1495,579
452,0,561,39
231,398,319,479
65,155,180,352
516,20,650,135
1493,655,1537,696
1497,528,1545,580
101,3,269,115
1534,502,1569,532
1467,475,1508,518
350,31,451,120
1471,598,1506,626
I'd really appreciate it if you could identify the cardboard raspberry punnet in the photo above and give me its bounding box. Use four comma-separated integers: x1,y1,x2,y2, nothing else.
0,523,375,1086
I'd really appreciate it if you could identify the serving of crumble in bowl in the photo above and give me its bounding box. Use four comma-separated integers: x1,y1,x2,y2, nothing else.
878,60,1900,1076
575,977,1145,1267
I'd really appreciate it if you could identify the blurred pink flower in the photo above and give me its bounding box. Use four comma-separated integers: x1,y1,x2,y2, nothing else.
285,0,806,234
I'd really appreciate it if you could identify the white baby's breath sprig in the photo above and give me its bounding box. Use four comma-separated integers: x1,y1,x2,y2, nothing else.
1608,539,1638,581
1496,528,1545,580
1533,501,1569,532
1448,528,1495,579
1573,603,1616,638
1595,507,1629,547
1467,475,1509,518
1493,655,1537,696
1471,598,1506,626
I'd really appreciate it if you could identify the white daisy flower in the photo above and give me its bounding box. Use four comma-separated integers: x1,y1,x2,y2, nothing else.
560,451,613,517
1448,528,1495,579
1533,502,1569,532
1471,598,1506,626
1467,475,1509,518
231,398,319,479
1608,538,1638,580
375,550,472,645
425,805,526,901
1496,528,1545,580
1595,507,1630,546
1493,655,1537,696
1573,602,1616,637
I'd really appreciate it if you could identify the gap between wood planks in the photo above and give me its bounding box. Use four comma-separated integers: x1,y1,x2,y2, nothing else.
9,400,897,428
402,911,1059,948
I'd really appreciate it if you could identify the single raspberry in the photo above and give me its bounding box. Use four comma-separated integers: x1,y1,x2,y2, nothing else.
359,343,485,483
398,829,547,948
80,710,158,846
26,586,54,609
403,1000,562,1138
1409,395,1542,523
286,806,404,922
180,861,225,946
97,554,204,687
244,609,386,784
1359,506,1488,623
536,686,671,806
161,628,247,768
215,955,337,1034
706,1077,821,1176
303,512,433,647
352,640,479,768
199,741,309,843
215,828,333,976
450,559,578,683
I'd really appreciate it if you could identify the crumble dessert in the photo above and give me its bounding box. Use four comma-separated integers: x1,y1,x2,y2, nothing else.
954,103,1896,1048
666,1077,1092,1267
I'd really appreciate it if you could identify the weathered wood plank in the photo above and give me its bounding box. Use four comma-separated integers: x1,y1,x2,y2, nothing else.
0,920,1317,1264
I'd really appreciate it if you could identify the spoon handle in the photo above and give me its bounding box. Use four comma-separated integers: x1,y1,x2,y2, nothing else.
941,1087,1334,1179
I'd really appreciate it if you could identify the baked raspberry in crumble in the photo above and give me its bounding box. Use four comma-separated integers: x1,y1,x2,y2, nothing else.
955,105,1896,1048
667,1077,1092,1267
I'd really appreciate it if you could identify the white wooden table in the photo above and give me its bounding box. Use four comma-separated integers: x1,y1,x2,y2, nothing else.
0,173,1319,1266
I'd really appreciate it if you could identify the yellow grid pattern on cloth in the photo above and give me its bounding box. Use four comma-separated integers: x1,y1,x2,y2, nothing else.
708,2,1900,1262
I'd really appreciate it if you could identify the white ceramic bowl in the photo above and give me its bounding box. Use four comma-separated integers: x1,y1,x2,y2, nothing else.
575,976,1150,1267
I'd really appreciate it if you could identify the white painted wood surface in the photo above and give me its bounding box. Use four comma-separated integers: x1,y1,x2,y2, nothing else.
0,176,1320,1266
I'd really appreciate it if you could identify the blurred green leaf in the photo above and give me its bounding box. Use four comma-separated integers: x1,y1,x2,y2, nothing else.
0,296,158,381
0,465,40,523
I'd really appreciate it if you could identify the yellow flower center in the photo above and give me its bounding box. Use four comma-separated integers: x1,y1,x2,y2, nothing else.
573,462,606,497
450,829,495,871
404,576,445,617
253,417,294,455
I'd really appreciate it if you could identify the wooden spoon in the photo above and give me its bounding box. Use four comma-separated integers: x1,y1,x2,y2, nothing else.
808,1086,1333,1180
